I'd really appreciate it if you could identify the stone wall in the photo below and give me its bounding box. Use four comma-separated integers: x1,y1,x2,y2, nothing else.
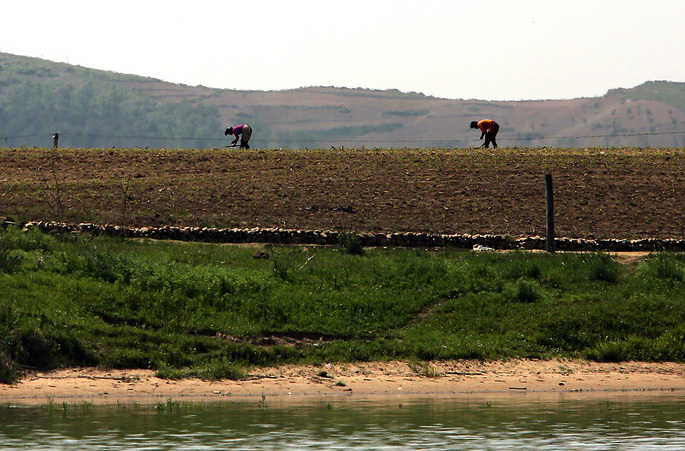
16,221,685,252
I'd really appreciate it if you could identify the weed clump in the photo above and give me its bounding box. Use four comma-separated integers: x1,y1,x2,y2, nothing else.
0,354,18,384
639,253,684,282
338,232,365,255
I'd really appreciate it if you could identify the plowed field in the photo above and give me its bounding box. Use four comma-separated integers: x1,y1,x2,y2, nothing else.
1,147,684,240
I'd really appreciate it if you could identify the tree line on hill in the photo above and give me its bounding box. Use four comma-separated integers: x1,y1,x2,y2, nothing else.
2,52,684,149
0,57,221,149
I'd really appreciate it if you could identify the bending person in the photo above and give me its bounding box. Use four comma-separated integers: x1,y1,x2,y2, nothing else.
225,124,252,149
470,119,499,148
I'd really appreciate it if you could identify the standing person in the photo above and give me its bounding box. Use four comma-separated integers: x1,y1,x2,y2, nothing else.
225,124,252,149
470,119,499,148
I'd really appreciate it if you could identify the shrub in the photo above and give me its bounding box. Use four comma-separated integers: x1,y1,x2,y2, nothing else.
586,252,621,283
338,232,364,255
503,279,541,303
584,341,631,362
0,243,23,274
0,354,19,384
196,359,246,381
156,359,246,381
13,329,56,370
102,349,154,369
641,253,684,282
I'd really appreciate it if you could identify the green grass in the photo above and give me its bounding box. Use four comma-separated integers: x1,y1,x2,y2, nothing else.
2,226,685,383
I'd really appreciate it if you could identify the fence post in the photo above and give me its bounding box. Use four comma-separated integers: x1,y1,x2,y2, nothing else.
52,133,59,149
545,174,555,252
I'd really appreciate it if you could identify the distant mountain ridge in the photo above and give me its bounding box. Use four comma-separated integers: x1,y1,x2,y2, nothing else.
1,52,683,149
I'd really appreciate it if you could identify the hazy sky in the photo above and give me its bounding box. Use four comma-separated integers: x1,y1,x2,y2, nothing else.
3,0,684,101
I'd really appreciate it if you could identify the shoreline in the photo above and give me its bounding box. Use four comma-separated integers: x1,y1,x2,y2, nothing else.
3,359,685,406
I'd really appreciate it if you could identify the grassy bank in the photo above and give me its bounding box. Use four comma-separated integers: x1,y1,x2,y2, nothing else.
2,226,685,384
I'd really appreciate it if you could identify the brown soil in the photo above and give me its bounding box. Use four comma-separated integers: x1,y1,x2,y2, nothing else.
1,147,684,240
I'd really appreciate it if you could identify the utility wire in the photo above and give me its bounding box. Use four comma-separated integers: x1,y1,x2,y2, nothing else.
2,129,684,146
506,130,685,142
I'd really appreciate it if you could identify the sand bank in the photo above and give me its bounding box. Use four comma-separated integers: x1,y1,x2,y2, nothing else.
3,359,685,406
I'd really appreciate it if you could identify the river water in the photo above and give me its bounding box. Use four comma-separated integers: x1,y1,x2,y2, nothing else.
2,393,684,450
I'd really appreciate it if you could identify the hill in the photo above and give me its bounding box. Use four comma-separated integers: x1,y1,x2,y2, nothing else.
1,52,684,149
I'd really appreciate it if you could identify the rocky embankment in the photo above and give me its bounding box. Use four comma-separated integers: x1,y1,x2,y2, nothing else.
16,221,685,252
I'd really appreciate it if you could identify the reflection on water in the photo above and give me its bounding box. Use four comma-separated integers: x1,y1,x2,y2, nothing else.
2,393,685,450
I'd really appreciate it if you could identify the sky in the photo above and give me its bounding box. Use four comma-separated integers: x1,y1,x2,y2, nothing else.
3,0,684,101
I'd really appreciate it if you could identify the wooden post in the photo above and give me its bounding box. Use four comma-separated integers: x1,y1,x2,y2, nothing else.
545,174,555,252
52,133,59,149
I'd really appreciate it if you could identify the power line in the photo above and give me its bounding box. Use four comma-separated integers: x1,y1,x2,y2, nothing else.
507,130,685,142
63,133,224,142
1,134,47,140
268,129,685,144
2,129,683,146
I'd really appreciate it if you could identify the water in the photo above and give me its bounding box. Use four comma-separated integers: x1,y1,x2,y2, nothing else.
2,393,685,450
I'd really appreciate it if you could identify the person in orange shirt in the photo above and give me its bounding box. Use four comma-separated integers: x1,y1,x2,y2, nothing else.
470,119,499,148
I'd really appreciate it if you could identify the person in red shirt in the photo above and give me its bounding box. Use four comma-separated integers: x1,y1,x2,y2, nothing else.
225,124,252,149
470,119,499,148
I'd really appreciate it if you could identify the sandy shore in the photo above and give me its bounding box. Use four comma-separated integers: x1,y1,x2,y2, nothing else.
3,359,685,406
